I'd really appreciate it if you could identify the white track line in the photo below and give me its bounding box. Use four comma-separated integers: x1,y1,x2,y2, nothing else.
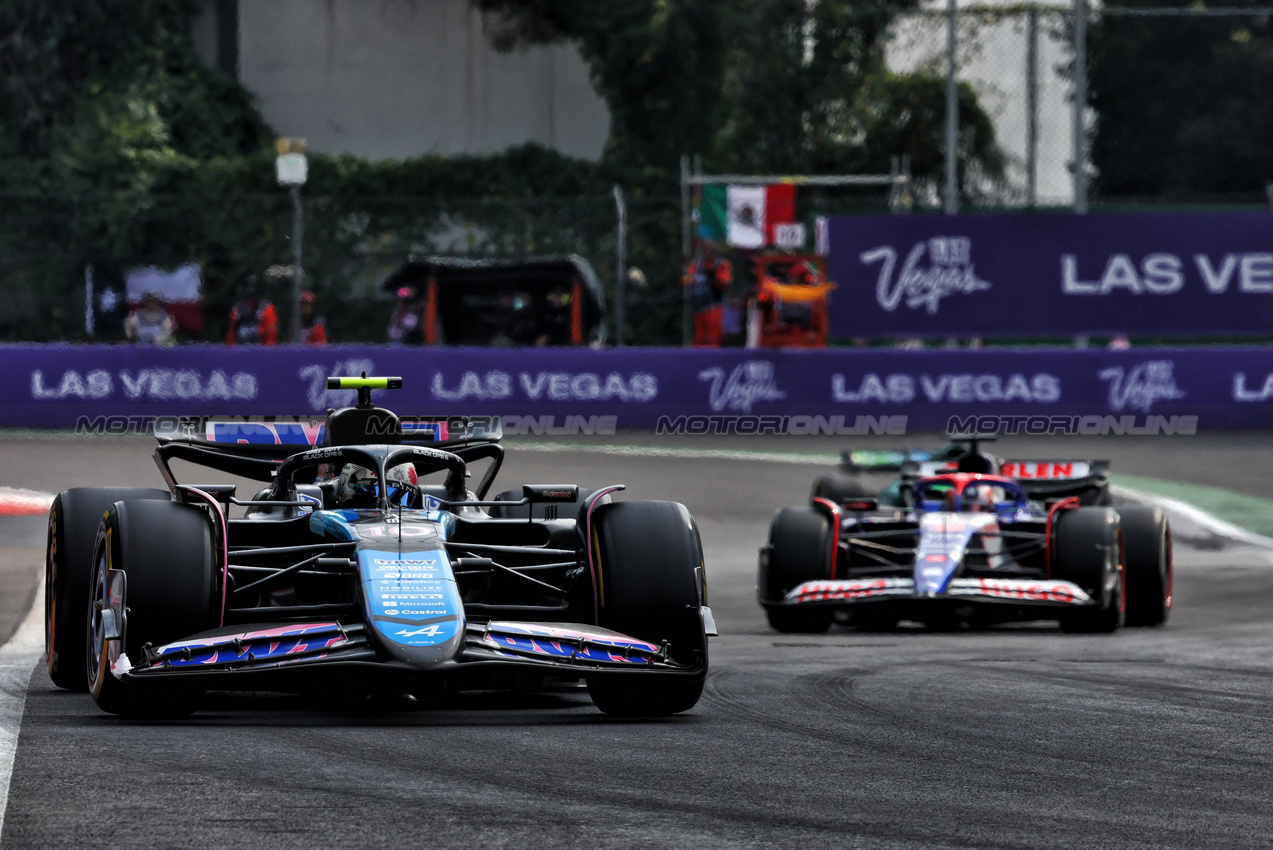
1111,484,1273,549
0,574,43,834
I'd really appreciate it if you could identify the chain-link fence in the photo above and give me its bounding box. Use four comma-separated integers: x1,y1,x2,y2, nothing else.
0,191,687,346
886,2,1273,212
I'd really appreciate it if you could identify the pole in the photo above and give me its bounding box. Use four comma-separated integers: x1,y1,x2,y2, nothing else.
85,264,95,337
290,184,304,343
613,184,627,346
1026,6,1039,208
680,154,692,346
944,0,959,215
1073,0,1088,214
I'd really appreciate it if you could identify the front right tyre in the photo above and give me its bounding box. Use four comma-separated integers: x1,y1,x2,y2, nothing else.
88,499,217,717
45,487,170,691
759,507,836,634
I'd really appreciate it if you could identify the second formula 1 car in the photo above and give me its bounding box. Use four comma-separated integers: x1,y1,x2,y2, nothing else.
761,470,1171,634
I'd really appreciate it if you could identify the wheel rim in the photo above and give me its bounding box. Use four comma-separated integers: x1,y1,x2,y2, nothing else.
87,551,108,693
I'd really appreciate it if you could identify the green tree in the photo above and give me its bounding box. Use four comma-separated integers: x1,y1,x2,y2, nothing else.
1089,1,1273,199
473,0,1003,193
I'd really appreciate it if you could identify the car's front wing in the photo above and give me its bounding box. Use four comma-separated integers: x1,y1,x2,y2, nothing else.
784,577,1094,606
115,619,702,691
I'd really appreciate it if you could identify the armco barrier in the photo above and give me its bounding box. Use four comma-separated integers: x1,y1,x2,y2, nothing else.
2,344,1271,431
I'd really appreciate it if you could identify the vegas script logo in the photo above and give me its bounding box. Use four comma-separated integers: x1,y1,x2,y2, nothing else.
860,236,992,314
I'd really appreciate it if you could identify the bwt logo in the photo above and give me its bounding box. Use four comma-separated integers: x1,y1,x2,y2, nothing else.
698,361,785,413
861,236,992,315
1099,360,1186,413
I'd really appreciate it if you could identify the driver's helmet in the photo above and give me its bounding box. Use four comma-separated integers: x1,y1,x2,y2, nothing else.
336,463,418,507
963,484,995,512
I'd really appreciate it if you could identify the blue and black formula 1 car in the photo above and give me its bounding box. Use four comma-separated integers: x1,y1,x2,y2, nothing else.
45,377,715,717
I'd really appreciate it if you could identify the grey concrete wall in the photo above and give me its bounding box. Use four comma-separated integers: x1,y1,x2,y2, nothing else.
220,0,609,161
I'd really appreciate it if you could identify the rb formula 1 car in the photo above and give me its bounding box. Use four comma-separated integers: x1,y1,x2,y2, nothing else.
760,471,1171,634
45,377,715,717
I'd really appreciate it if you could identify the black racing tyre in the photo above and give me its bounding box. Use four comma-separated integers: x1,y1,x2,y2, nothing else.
44,487,170,691
487,487,601,520
1118,505,1172,627
759,507,835,634
585,500,707,717
1052,507,1124,634
88,499,217,717
811,474,872,504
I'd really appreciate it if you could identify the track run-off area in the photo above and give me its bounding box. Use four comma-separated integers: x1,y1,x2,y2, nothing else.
0,431,1271,848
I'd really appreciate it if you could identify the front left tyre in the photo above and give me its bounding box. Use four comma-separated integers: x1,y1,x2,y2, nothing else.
1118,505,1172,627
1052,507,1124,634
88,499,217,717
585,500,708,717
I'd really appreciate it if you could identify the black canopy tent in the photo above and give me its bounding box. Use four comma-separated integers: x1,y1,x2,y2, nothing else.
382,255,607,346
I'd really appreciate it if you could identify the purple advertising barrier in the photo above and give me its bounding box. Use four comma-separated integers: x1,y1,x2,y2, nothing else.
825,212,1273,338
3,344,1273,432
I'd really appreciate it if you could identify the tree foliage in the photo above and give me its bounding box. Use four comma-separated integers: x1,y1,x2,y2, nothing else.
473,0,1003,194
1089,1,1273,199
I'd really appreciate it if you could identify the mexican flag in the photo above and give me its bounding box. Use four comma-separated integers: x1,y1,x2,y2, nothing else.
699,184,796,249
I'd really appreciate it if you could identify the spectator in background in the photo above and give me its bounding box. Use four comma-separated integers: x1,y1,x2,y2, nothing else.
226,278,279,346
289,290,327,345
684,243,732,347
124,291,176,346
535,283,575,346
387,286,423,344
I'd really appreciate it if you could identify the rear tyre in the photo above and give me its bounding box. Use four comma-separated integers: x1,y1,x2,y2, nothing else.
585,501,707,717
811,474,871,504
88,499,217,717
759,507,835,634
1053,508,1124,634
45,487,170,691
1118,506,1172,627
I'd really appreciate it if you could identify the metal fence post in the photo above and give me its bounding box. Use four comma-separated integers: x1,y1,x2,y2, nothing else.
1073,0,1088,214
944,0,959,215
1026,6,1039,209
680,154,691,346
290,184,304,343
613,184,627,346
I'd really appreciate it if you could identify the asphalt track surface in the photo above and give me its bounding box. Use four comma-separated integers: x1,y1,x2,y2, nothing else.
1,432,1272,848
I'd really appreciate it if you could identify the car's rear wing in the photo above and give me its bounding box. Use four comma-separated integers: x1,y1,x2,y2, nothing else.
154,414,502,456
1003,460,1111,503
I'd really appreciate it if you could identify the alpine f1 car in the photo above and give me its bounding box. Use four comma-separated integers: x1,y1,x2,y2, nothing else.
45,377,715,717
812,436,1113,508
761,470,1171,634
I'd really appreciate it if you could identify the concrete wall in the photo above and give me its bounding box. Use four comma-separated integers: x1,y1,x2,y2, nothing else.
196,0,610,162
